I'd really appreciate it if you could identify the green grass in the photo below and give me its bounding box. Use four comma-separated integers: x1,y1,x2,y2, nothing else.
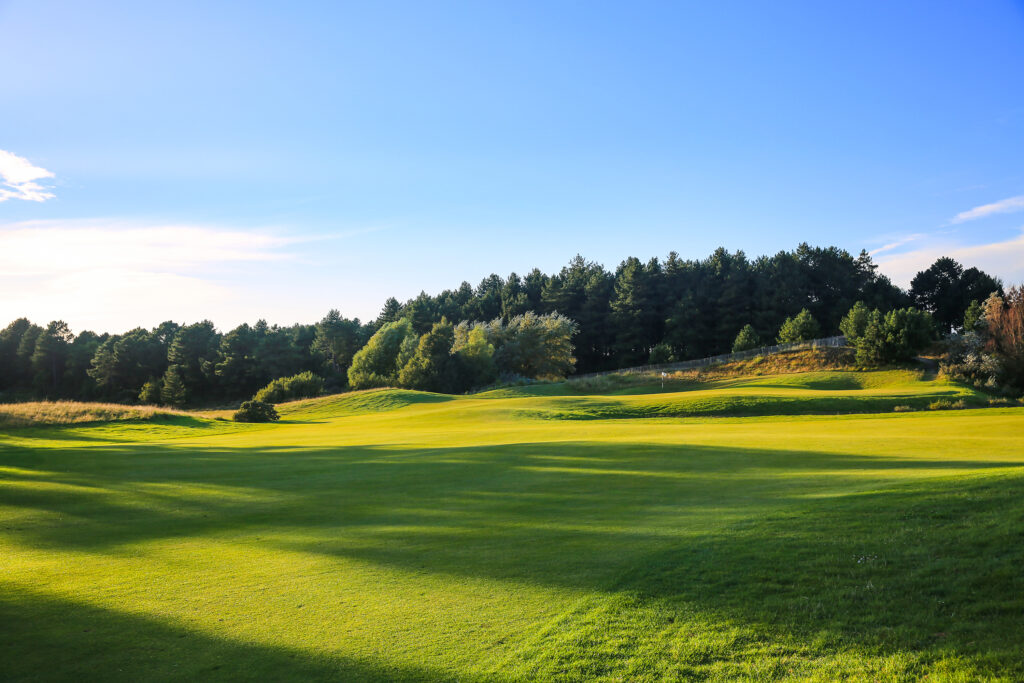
2,368,1023,681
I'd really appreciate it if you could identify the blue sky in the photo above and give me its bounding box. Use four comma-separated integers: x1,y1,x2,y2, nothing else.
2,0,1023,333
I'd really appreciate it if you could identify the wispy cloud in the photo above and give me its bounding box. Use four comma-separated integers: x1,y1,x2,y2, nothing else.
951,195,1024,224
0,219,297,275
0,220,303,332
0,149,55,202
868,233,927,257
875,228,1024,288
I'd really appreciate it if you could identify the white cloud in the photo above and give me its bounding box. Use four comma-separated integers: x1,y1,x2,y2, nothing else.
0,149,55,202
875,228,1024,288
951,195,1024,224
0,220,302,332
0,219,296,275
868,233,926,257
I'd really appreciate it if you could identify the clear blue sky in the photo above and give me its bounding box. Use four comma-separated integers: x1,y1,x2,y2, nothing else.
2,0,1023,333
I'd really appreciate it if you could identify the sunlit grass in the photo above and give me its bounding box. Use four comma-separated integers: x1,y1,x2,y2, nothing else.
1,367,1022,680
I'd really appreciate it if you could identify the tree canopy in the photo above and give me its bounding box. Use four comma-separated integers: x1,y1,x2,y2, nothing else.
0,246,1002,405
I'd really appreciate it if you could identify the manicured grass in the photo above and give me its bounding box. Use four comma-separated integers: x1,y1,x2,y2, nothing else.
2,370,1023,681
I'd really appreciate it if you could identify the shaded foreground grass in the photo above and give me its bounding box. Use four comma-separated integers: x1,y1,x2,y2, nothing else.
1,373,1023,680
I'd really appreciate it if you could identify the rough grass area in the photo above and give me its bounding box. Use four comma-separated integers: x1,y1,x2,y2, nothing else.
0,400,189,428
2,369,1022,681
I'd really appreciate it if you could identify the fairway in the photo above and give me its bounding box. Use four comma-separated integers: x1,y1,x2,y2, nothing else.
3,371,1024,681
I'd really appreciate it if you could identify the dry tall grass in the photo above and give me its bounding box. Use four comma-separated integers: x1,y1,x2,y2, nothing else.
0,401,189,428
643,348,858,385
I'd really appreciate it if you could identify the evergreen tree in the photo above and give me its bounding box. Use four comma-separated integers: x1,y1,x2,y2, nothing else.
910,257,1001,332
374,297,403,329
0,319,33,390
839,301,871,342
312,310,364,381
732,324,760,353
166,321,220,401
610,256,664,366
214,324,261,396
777,309,821,343
160,366,187,406
138,378,162,404
963,299,985,334
31,320,73,394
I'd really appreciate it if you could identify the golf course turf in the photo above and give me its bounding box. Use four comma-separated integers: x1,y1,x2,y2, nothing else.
2,369,1023,681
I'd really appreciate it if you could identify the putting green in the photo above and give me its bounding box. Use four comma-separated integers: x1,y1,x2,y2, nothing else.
2,371,1022,681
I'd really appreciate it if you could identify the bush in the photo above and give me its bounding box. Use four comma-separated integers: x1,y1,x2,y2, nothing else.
928,399,966,411
138,378,161,404
348,319,418,390
856,307,934,365
732,324,760,353
254,371,324,404
160,366,187,407
648,342,674,364
839,301,870,342
398,320,473,393
453,323,497,387
777,309,821,344
233,400,279,423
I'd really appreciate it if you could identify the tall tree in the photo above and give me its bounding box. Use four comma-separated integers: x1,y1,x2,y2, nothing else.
910,257,1002,332
312,310,364,382
166,321,220,401
31,320,73,394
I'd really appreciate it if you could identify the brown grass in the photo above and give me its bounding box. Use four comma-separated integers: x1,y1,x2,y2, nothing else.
0,401,191,428
669,347,857,382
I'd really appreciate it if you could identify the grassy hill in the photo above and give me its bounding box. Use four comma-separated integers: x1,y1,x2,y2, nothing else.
2,366,1023,681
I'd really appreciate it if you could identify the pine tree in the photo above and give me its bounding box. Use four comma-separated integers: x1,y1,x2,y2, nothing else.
732,324,760,353
160,366,187,407
839,301,871,342
777,309,821,343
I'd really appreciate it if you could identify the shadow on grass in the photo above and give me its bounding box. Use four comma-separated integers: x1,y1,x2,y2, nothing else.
0,589,471,682
523,392,985,420
2,438,1023,678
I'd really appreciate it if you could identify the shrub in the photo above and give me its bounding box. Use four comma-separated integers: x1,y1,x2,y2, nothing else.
348,319,418,390
928,399,966,411
493,312,577,379
138,378,161,404
648,342,674,364
839,301,870,342
254,371,324,404
453,324,497,387
963,299,985,333
160,366,187,407
892,405,915,412
982,287,1024,394
777,309,821,344
398,320,472,393
856,307,934,365
732,324,760,353
233,400,279,423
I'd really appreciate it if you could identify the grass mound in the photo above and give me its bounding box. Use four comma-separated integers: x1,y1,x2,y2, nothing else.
276,387,454,420
518,370,987,420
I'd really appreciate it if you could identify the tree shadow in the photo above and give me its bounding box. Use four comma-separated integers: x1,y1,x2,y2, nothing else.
0,588,473,682
3,438,1023,677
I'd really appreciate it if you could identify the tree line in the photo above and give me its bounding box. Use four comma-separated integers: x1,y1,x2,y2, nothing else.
0,244,1002,405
